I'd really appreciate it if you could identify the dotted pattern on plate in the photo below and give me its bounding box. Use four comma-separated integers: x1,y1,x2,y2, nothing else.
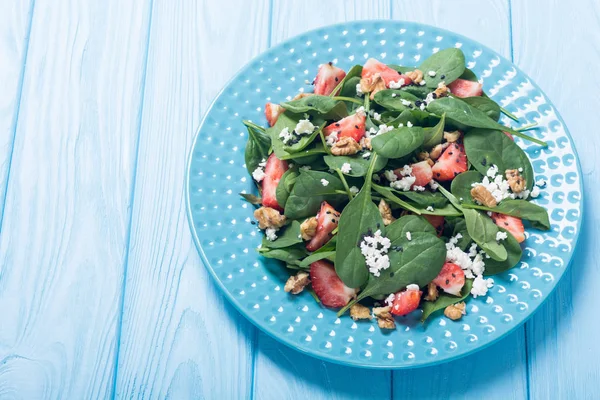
186,21,582,368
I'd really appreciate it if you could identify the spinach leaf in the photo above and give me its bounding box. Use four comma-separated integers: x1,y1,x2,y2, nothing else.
281,142,327,161
240,193,262,205
385,109,417,127
338,65,363,98
418,48,466,88
483,228,523,275
462,97,501,122
300,251,336,268
400,85,430,98
386,214,437,237
335,155,384,288
284,170,345,219
463,200,550,230
373,90,420,111
464,128,534,191
422,113,446,148
261,221,303,249
323,154,388,177
451,170,484,204
443,217,472,251
463,208,507,261
281,95,348,120
421,279,473,322
267,111,323,158
387,64,413,74
394,189,450,208
257,245,308,265
371,183,422,214
459,68,478,81
244,121,271,175
371,126,424,159
276,169,299,208
418,203,462,217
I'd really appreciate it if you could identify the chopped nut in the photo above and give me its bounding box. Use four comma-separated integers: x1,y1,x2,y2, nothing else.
505,169,527,193
360,73,387,100
433,82,449,98
373,306,396,330
331,136,361,156
424,282,439,302
429,144,444,160
254,207,287,230
418,151,435,166
444,302,466,320
360,136,372,150
405,69,424,84
284,272,310,295
292,92,313,101
300,217,318,240
378,199,396,226
443,130,462,143
471,185,497,208
350,303,372,320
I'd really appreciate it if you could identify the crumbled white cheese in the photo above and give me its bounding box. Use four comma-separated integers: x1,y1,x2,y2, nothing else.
388,78,406,89
391,93,397,98
487,211,493,217
406,121,413,128
356,83,364,96
300,165,311,171
413,185,426,192
349,186,360,195
471,275,494,298
279,127,294,144
384,293,396,306
320,179,329,187
530,186,540,198
397,123,404,128
377,124,394,136
518,167,523,172
360,229,392,277
355,106,366,117
428,70,436,77
325,131,338,146
406,232,412,241
419,80,426,86
373,112,381,121
288,163,294,169
295,119,315,135
340,162,352,174
536,179,546,187
362,151,371,159
406,284,419,291
496,231,508,241
446,234,486,279
401,99,412,106
429,180,439,191
426,206,434,212
384,170,398,182
391,176,416,191
252,167,266,182
419,103,426,111
265,228,278,241
486,164,499,178
473,165,532,203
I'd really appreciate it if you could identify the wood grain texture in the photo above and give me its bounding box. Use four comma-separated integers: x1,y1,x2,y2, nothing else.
0,0,33,216
0,0,151,397
253,2,392,400
511,0,600,398
390,1,528,399
112,1,270,398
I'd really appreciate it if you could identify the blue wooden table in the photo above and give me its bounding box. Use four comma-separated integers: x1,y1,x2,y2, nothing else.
0,0,597,398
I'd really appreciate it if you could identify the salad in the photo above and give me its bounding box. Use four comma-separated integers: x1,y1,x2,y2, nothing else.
241,48,549,329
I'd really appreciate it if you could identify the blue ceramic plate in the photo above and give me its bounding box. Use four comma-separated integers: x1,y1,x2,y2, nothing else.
186,21,582,368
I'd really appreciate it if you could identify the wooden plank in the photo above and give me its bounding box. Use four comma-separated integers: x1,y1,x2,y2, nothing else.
390,1,528,399
111,1,271,398
253,2,392,400
511,0,600,398
0,0,33,216
0,0,151,398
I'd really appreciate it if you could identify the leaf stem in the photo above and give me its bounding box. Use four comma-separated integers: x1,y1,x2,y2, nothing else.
364,94,370,111
461,203,493,212
500,107,519,122
514,122,538,132
335,168,354,201
332,96,363,105
437,185,463,211
319,129,332,155
242,120,267,133
509,129,547,147
329,79,345,98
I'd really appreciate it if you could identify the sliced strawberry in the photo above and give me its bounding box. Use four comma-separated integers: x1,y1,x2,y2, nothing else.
313,62,346,96
265,102,284,127
424,215,445,230
448,78,483,98
323,113,366,142
306,202,340,252
503,131,514,141
431,143,468,181
390,287,422,316
310,260,358,308
410,161,433,187
362,58,413,87
432,262,465,296
261,153,288,211
491,213,525,243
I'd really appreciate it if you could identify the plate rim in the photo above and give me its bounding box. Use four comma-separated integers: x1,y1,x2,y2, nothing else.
185,19,584,369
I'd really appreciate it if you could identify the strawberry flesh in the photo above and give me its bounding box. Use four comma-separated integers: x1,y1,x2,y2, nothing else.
491,213,525,243
390,287,422,316
432,262,465,296
448,78,483,98
409,160,433,188
261,153,288,211
431,143,468,181
306,202,340,252
310,260,358,308
313,62,346,96
323,113,366,143
362,58,413,87
265,102,284,127
424,215,445,230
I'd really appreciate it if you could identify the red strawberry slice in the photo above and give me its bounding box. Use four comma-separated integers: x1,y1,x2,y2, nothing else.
448,78,483,98
431,143,468,181
362,58,413,87
265,102,284,127
261,153,288,211
313,62,346,96
410,161,433,187
323,113,366,142
424,215,445,230
306,202,340,252
432,262,465,296
503,131,514,141
390,287,422,316
310,260,358,308
491,213,525,243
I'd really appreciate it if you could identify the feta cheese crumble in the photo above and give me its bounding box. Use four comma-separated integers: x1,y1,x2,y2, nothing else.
265,228,278,241
349,186,360,195
496,231,508,241
406,284,419,291
428,70,436,77
360,229,392,277
373,112,382,121
419,80,426,86
384,170,398,182
536,179,546,187
300,165,311,171
530,186,540,198
391,93,397,98
388,78,406,89
325,131,338,146
355,106,367,117
429,180,439,191
426,206,435,212
471,275,494,298
384,293,396,306
295,119,316,135
413,185,425,192
252,167,266,182
406,121,413,128
472,165,531,203
406,232,412,241
401,99,412,106
446,234,485,278
356,83,364,96
279,127,294,144
320,179,329,186
388,164,417,192
340,162,352,174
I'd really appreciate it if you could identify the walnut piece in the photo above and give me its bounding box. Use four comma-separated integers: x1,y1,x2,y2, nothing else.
378,199,396,226
471,185,497,208
505,169,527,193
360,73,387,100
331,136,361,156
418,151,435,166
373,306,396,330
443,130,462,143
360,136,372,150
429,144,444,160
424,282,439,302
350,303,372,320
284,272,310,295
300,217,318,240
433,82,449,98
405,69,424,84
254,207,287,230
444,302,466,321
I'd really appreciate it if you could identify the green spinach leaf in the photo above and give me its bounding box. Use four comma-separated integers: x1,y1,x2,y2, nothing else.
258,245,308,265
421,279,473,322
371,126,424,159
462,97,501,122
244,121,271,175
323,154,387,177
463,200,550,230
451,170,484,204
281,95,348,120
394,189,450,209
483,228,523,275
300,251,337,268
386,214,437,237
418,48,466,88
281,142,327,161
373,90,420,111
276,169,299,208
463,208,507,261
284,170,345,219
422,113,446,148
261,221,303,249
443,217,472,251
371,183,422,214
240,193,262,205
